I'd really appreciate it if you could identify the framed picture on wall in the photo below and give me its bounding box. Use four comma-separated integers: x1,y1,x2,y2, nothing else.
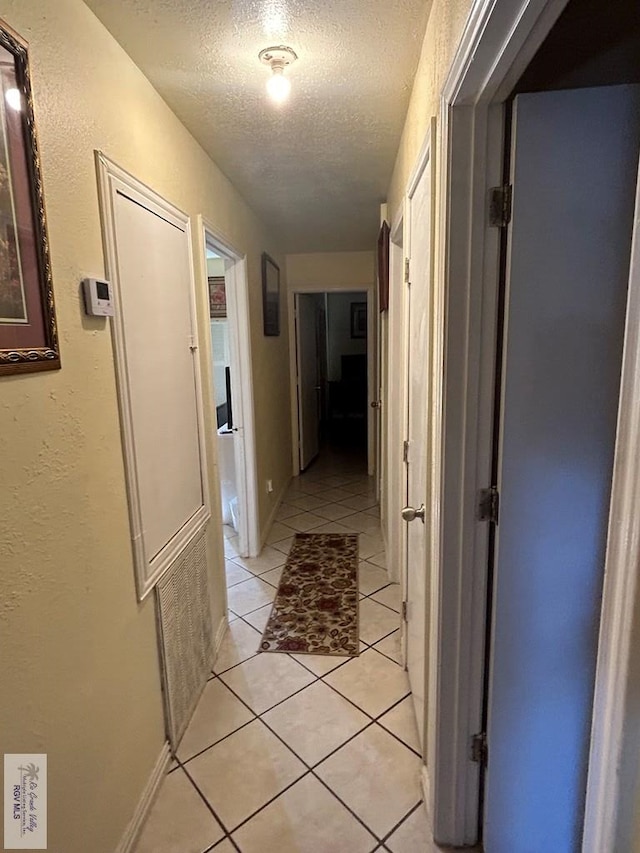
0,21,60,375
377,220,390,312
262,252,280,336
351,302,367,339
208,276,226,318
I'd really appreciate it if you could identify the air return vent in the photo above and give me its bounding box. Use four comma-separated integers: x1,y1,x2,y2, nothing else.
155,529,213,749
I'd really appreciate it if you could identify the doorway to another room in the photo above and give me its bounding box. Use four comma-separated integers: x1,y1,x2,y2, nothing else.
293,290,370,474
202,229,260,562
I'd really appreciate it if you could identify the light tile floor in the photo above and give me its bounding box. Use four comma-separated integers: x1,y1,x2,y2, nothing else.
134,450,448,853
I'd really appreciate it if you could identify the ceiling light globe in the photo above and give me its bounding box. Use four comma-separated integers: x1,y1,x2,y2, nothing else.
266,71,291,104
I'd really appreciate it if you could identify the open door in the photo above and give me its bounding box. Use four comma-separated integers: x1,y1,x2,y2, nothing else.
295,293,322,470
483,85,640,852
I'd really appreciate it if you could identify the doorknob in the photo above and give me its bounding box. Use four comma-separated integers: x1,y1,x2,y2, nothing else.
402,504,426,523
370,400,381,409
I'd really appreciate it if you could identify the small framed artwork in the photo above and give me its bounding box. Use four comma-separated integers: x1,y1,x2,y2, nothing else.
0,21,60,376
377,220,390,312
208,276,226,318
262,252,280,336
351,302,367,339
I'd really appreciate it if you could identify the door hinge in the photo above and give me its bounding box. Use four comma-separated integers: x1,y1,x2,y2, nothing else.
477,485,499,524
403,440,410,464
489,184,512,228
404,258,411,286
402,601,408,622
471,732,488,766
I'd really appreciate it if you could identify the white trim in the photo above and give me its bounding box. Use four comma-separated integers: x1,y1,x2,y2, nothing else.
583,163,640,852
287,280,375,477
430,0,571,844
213,614,228,661
95,153,211,600
385,212,405,591
261,474,291,548
420,765,432,827
114,742,171,853
199,220,261,557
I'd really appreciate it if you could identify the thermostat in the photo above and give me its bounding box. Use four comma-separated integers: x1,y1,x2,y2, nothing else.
82,277,114,317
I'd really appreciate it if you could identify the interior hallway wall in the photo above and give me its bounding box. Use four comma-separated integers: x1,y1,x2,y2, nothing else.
0,2,290,852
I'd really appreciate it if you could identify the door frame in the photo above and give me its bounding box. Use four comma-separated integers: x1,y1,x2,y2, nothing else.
429,0,640,847
294,292,322,471
287,282,375,477
385,210,407,588
196,218,261,558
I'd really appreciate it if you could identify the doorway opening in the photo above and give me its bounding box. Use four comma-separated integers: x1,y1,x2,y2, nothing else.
292,290,370,474
430,0,640,847
202,228,260,560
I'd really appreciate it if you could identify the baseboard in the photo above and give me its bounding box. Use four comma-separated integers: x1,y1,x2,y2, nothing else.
261,476,291,548
420,764,432,827
114,741,171,853
214,614,228,661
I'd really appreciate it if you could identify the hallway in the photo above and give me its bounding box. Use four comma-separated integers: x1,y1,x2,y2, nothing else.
133,453,429,852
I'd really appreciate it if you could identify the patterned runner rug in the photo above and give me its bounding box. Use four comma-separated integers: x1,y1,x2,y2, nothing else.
260,532,359,657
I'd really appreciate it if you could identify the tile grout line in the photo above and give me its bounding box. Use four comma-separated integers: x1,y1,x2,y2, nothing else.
215,677,385,845
206,472,419,849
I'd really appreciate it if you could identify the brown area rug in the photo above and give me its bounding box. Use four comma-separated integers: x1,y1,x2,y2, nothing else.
260,533,359,657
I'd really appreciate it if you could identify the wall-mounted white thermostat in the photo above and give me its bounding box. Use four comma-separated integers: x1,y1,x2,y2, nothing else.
82,277,114,317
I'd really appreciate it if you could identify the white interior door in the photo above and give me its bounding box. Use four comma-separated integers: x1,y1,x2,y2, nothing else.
484,85,640,852
296,293,321,470
403,142,434,751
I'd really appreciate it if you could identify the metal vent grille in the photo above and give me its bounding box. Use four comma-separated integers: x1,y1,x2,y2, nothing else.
155,529,213,749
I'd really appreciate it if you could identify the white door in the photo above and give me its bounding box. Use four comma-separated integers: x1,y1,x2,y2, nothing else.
484,85,640,852
296,293,321,470
403,141,434,750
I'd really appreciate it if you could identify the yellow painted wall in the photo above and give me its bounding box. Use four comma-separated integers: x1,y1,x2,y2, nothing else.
0,1,290,851
386,0,472,220
286,251,375,290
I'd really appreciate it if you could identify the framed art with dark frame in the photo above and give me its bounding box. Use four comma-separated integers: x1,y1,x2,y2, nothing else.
350,302,367,339
0,20,59,376
377,220,390,312
262,252,280,336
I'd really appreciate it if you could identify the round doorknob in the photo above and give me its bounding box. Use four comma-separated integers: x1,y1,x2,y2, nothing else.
402,504,426,523
370,400,381,408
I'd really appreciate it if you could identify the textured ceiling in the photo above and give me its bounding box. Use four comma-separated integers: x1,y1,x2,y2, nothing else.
84,0,432,252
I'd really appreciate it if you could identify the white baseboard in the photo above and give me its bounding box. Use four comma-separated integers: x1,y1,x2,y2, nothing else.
214,614,228,662
261,476,291,548
420,764,432,826
114,741,171,853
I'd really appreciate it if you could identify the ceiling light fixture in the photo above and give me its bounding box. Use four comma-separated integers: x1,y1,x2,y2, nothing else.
259,45,297,104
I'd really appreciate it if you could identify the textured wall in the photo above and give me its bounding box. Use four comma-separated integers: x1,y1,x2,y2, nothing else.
386,0,473,222
286,251,375,290
0,2,290,851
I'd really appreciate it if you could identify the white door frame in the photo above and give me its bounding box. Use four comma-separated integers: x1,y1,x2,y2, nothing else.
196,218,260,557
433,0,640,847
385,210,407,588
288,282,375,477
425,0,640,846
